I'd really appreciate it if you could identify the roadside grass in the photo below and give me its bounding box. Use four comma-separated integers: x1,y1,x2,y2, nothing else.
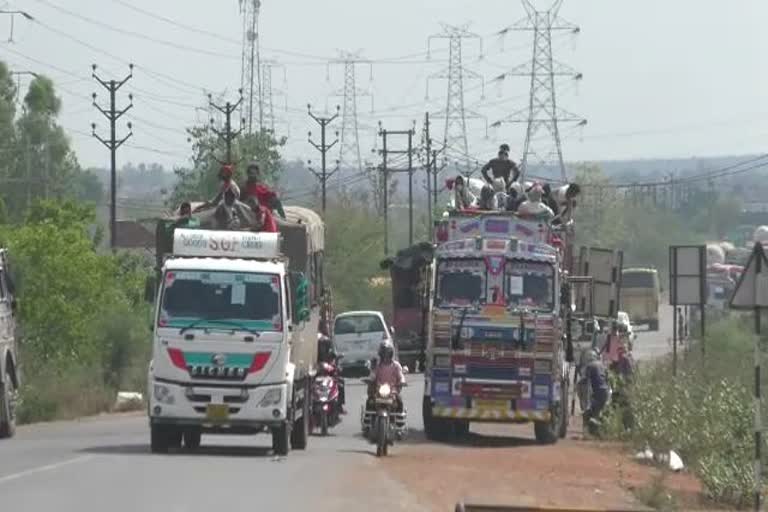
604,316,764,508
632,473,679,512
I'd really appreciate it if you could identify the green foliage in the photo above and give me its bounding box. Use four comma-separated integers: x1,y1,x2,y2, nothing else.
0,62,94,220
323,200,392,317
615,318,762,507
1,201,152,422
170,126,286,206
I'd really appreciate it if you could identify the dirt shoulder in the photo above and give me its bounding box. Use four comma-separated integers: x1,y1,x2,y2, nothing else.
379,422,707,511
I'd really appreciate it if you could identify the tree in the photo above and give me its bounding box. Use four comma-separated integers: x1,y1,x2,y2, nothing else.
170,126,286,207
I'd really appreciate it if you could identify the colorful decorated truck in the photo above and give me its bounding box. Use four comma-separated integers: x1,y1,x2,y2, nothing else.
422,212,573,444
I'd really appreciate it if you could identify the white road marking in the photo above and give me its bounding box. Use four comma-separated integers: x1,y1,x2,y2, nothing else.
0,455,94,485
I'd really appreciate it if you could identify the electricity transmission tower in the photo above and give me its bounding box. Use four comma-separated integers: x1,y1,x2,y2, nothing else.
492,0,585,182
328,51,372,187
427,24,485,175
240,0,263,134
261,60,286,135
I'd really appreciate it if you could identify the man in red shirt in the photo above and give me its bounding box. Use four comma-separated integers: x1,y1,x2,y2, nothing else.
241,162,286,219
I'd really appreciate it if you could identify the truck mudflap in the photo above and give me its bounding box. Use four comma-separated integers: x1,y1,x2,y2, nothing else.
431,406,550,422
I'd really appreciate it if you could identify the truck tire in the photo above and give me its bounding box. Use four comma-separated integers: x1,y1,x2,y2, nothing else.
272,423,290,456
291,382,309,450
558,382,569,439
453,420,470,438
168,428,182,450
422,397,449,441
534,403,560,445
183,429,201,450
0,370,16,439
150,424,169,454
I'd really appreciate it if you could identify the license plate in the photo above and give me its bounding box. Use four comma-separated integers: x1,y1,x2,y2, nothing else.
475,399,508,409
206,404,229,422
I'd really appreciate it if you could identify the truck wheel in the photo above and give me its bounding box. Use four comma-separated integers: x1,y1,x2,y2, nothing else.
0,371,17,439
534,405,560,445
150,424,169,454
453,420,470,438
183,429,201,450
272,423,290,456
558,382,569,439
422,397,449,441
291,390,309,450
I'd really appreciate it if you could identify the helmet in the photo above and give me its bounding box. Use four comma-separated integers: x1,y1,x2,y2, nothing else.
378,340,395,363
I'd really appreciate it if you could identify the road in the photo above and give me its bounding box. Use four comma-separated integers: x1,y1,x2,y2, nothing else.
0,309,674,512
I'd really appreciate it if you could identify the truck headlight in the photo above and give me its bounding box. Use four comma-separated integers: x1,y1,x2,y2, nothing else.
258,388,282,407
153,384,174,405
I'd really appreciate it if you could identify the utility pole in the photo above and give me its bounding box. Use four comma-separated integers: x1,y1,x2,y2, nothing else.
378,124,416,254
424,112,433,231
307,105,340,213
92,64,133,251
209,92,244,165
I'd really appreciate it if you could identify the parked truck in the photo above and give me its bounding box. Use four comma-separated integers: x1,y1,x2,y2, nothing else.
146,204,329,455
0,249,19,439
380,242,434,373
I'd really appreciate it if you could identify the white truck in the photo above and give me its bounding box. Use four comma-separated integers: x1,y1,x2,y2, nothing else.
0,249,19,439
146,223,323,455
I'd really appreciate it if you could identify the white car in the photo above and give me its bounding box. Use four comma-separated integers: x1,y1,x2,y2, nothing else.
333,311,395,376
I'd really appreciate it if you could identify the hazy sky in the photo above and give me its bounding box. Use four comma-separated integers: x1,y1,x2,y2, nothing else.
1,0,766,172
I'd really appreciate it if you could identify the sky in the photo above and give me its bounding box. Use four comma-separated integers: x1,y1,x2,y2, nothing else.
0,0,766,173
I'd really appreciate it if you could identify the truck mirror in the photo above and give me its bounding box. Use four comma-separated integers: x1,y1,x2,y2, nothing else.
389,325,395,335
144,276,156,303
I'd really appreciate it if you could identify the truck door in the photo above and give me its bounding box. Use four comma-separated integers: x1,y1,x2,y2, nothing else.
577,247,623,319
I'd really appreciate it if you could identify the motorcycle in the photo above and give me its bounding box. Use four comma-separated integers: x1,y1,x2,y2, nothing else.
311,362,342,436
361,378,407,457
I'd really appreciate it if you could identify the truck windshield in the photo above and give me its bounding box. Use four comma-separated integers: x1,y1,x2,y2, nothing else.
436,259,485,307
506,260,555,311
158,270,282,332
622,271,656,289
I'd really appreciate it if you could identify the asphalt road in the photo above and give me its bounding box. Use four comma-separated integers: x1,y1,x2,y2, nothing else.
0,310,673,512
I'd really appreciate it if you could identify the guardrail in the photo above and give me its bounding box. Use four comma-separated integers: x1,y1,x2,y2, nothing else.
454,502,647,512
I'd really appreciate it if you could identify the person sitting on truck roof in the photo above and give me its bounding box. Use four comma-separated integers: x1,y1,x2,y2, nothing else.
481,149,520,189
478,183,497,210
194,164,241,213
241,161,286,219
450,175,475,210
172,202,200,229
541,184,560,216
246,197,278,233
517,184,555,221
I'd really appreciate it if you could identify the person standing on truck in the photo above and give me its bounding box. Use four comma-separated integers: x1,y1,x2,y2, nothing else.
241,162,286,220
451,175,475,210
481,149,520,190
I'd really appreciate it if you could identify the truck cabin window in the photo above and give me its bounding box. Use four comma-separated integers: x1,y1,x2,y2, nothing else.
622,271,655,289
159,271,282,330
334,315,385,335
506,261,554,311
436,260,485,306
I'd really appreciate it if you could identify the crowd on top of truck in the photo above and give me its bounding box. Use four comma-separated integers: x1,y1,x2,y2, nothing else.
446,143,581,225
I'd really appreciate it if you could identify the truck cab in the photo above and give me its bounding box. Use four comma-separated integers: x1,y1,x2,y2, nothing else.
619,267,660,331
147,229,312,455
0,249,19,439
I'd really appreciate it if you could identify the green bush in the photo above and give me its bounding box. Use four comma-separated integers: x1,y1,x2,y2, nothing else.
2,200,152,423
613,318,764,506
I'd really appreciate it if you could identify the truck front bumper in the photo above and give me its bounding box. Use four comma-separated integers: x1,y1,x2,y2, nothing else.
148,379,289,431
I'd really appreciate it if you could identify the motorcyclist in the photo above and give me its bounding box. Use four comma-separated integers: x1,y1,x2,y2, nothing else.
366,340,405,413
317,334,345,412
582,348,611,432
